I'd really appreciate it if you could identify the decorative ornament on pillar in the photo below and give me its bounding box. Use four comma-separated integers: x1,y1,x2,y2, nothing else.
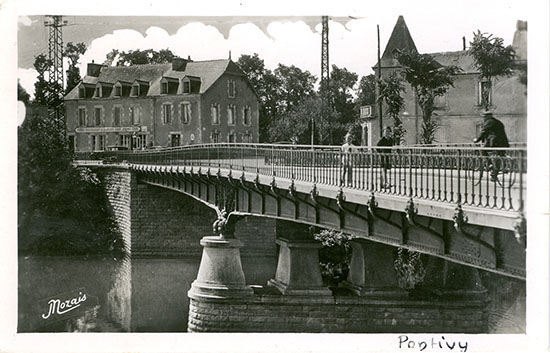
212,209,243,239
453,204,469,234
288,180,297,199
336,188,345,210
310,184,319,205
513,213,527,248
405,198,418,226
367,192,378,217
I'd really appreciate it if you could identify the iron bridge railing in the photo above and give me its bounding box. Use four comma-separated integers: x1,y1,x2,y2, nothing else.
76,143,527,212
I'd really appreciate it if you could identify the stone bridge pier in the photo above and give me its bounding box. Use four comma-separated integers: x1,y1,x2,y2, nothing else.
187,225,490,333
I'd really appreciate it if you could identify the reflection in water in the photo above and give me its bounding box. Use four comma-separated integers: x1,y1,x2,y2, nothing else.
18,254,277,332
18,255,521,333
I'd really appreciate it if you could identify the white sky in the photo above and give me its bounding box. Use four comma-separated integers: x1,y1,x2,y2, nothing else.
16,0,531,101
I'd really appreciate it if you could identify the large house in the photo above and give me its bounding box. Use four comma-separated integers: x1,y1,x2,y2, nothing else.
365,16,527,145
65,57,260,152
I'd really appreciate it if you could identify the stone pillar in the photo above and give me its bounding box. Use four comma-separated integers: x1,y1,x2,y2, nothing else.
421,257,487,299
267,238,332,296
342,239,407,297
188,236,253,300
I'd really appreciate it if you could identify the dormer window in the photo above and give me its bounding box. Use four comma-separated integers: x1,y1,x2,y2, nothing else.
114,83,122,97
131,83,140,97
181,76,201,94
160,77,178,95
79,86,86,98
94,85,102,98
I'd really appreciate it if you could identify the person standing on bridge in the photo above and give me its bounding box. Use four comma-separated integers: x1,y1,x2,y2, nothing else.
474,110,510,181
377,126,394,189
340,133,356,186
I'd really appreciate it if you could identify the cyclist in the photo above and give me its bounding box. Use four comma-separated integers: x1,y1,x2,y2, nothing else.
474,110,510,181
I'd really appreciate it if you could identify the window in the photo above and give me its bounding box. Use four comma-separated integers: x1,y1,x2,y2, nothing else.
79,86,86,98
131,84,140,97
228,132,236,143
478,80,492,107
183,81,190,94
130,106,140,125
134,134,147,149
170,134,181,147
92,135,105,151
243,133,252,143
180,103,191,124
94,107,103,126
161,82,168,95
243,106,251,126
114,84,122,97
94,85,102,98
211,131,220,143
211,104,220,125
113,106,121,126
162,103,172,125
120,135,132,148
78,107,86,127
227,80,236,98
227,105,236,125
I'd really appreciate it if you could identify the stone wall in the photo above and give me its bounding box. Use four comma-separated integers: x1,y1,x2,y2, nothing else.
188,293,489,333
100,168,278,258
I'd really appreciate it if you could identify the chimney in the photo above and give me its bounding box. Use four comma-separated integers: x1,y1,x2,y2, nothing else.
172,57,191,71
87,62,104,77
462,36,466,50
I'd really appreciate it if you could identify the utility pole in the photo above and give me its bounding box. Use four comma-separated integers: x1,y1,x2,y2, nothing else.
377,24,383,137
318,15,330,146
44,15,68,136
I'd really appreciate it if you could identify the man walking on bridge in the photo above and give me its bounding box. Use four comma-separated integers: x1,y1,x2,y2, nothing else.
341,133,356,186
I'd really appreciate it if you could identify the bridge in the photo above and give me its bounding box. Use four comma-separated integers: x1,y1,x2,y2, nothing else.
75,143,527,333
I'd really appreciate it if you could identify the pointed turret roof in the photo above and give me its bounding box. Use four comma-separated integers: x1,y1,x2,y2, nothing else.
379,16,418,67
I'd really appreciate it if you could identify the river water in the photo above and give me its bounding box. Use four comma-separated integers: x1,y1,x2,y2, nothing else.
18,255,525,333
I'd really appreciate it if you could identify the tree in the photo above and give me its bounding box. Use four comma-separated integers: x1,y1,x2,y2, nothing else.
103,49,120,66
18,81,30,104
469,31,516,109
398,51,461,144
274,64,316,114
355,74,377,108
32,54,52,105
237,54,282,142
114,48,176,66
329,65,358,125
378,72,406,144
268,96,339,145
64,42,87,94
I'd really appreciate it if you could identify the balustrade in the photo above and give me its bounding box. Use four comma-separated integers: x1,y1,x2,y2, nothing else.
75,143,527,212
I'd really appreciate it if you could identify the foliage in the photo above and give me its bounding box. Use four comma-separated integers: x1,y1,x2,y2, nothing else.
274,64,317,114
469,31,517,108
398,50,461,144
355,74,377,107
469,31,516,80
32,54,52,105
329,65,359,127
18,81,30,104
106,48,176,66
237,53,282,142
378,72,406,144
64,42,87,94
394,248,426,289
18,107,123,256
314,229,354,286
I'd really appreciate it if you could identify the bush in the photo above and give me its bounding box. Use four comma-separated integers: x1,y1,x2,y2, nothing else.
314,229,354,287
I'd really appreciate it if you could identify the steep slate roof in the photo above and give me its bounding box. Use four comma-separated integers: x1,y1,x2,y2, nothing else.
65,59,239,99
430,51,478,74
379,15,418,67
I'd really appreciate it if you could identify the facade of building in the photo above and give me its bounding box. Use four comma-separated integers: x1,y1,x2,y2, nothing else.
366,16,527,145
65,58,260,152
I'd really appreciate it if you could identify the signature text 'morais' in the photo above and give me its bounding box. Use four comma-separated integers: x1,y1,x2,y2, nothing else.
398,335,468,352
41,291,87,319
